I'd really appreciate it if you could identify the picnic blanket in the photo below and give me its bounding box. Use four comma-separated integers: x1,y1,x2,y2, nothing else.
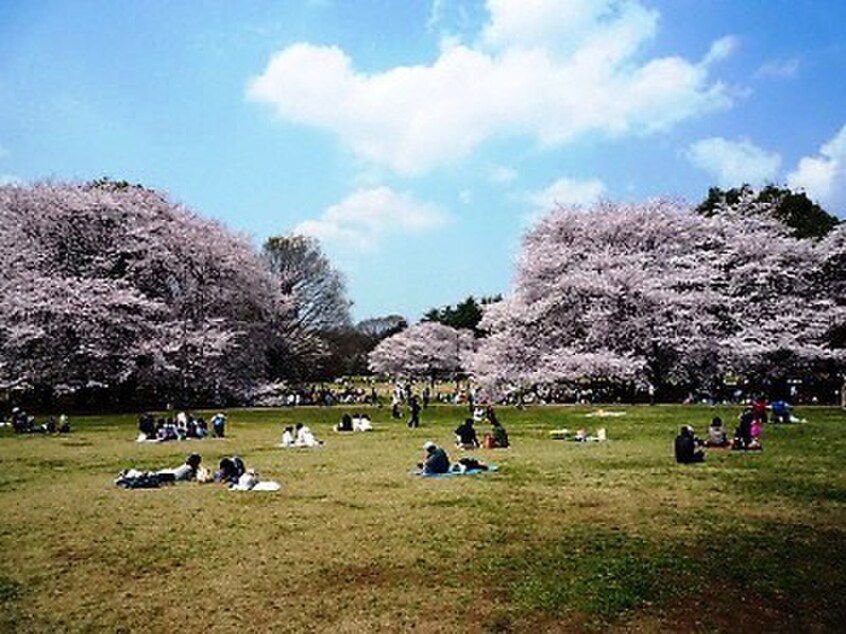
549,428,606,441
585,410,626,418
417,465,499,478
230,480,281,492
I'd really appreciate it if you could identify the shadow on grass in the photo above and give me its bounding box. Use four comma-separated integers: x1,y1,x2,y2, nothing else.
482,521,846,631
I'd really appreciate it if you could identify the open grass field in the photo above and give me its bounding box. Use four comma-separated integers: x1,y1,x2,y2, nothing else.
1,404,844,633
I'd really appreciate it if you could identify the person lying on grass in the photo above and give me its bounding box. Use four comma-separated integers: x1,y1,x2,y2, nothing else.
216,459,281,491
115,453,204,487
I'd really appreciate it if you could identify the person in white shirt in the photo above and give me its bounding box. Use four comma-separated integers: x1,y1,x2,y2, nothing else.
294,423,322,447
280,425,295,447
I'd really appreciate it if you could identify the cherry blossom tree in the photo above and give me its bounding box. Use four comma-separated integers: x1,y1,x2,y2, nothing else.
368,322,476,380
0,180,297,408
471,198,843,401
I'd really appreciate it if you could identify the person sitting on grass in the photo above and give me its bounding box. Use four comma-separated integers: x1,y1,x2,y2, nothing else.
731,409,763,451
138,413,156,440
731,408,762,450
280,425,295,447
211,412,226,438
705,416,729,447
455,418,480,449
418,441,450,475
294,422,323,447
483,407,510,448
336,413,353,432
675,426,705,464
352,413,373,432
216,456,246,485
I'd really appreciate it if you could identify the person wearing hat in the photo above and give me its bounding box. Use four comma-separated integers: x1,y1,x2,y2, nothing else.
419,441,450,475
675,426,704,464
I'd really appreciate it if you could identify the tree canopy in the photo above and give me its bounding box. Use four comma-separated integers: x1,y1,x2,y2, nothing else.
422,295,502,335
696,184,841,240
368,322,476,379
0,181,302,408
471,199,844,401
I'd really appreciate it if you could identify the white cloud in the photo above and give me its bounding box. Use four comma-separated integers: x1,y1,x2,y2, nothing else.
427,0,447,31
755,57,800,79
488,164,517,184
0,174,22,186
787,124,846,212
703,35,739,65
529,176,607,210
686,137,781,187
248,0,733,175
294,186,449,251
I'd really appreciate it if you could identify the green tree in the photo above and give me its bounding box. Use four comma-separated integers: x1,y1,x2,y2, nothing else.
696,184,840,240
422,295,501,335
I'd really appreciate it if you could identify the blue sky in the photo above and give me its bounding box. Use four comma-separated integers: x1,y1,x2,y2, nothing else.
1,0,845,321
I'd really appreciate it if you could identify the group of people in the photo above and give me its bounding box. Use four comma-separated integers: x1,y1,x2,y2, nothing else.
454,406,510,449
136,411,226,442
335,412,373,432
115,453,277,491
5,408,70,434
676,401,781,464
280,422,323,448
416,440,490,476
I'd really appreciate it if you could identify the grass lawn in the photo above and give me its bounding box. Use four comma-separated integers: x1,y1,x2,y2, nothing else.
1,404,844,633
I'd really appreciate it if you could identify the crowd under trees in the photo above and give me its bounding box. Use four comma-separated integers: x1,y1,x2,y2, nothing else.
0,179,843,410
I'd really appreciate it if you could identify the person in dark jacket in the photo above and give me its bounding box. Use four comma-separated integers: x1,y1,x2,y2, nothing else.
735,407,754,448
455,418,480,449
675,426,704,464
419,441,450,474
408,395,421,428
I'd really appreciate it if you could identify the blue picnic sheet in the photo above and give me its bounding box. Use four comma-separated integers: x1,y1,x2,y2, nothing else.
416,464,499,478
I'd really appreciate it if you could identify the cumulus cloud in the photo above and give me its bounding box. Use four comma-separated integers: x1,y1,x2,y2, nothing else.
294,186,449,251
787,124,846,213
248,0,733,175
529,176,607,210
686,137,781,187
